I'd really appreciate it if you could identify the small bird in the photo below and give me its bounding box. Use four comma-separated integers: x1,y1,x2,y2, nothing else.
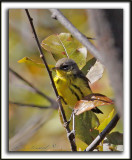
53,58,103,114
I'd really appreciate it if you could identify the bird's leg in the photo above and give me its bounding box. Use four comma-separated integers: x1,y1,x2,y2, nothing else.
56,97,76,139
73,112,75,130
67,110,76,138
72,112,75,135
63,110,73,128
67,109,74,124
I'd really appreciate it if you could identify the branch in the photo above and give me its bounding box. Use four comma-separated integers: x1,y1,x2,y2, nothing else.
49,9,123,118
84,114,120,151
25,9,77,151
9,67,58,109
9,101,54,109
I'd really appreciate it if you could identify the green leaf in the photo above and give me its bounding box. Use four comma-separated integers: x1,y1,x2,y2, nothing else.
81,57,96,75
41,33,87,69
18,57,54,70
104,132,123,145
96,109,114,132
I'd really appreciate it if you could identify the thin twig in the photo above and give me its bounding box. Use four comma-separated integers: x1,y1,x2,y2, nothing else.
84,114,120,151
9,67,55,106
9,101,53,109
25,9,77,151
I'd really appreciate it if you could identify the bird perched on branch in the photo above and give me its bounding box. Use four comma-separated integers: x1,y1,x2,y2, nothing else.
52,58,103,149
53,58,103,114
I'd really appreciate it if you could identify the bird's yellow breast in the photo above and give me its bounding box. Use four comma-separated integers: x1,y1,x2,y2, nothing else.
54,73,92,108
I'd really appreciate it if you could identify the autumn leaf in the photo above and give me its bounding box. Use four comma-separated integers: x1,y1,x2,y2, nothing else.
74,93,113,115
18,57,54,70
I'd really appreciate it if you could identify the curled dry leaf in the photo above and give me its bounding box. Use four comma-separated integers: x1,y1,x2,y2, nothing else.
74,93,113,115
86,60,104,84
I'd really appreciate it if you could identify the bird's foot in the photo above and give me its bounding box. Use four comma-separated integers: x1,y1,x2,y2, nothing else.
68,109,74,122
56,96,61,102
63,121,70,128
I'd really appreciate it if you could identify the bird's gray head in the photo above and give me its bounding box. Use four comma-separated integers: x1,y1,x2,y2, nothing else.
52,58,80,75
56,58,79,71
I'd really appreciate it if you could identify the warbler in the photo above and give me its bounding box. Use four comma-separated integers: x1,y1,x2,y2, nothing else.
53,58,103,114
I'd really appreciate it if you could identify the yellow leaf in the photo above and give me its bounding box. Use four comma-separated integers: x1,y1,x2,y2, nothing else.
96,109,115,132
18,57,54,70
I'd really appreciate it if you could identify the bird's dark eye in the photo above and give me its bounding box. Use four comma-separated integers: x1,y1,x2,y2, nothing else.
61,65,69,70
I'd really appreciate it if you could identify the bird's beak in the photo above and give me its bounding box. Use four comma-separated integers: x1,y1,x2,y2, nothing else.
52,67,59,71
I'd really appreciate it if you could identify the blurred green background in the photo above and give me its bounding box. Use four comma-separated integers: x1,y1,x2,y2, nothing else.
9,9,123,151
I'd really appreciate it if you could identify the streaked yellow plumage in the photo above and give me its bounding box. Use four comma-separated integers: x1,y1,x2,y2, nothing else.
53,58,103,114
54,70,92,107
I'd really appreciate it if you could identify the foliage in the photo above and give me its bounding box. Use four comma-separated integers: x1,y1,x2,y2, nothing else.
41,33,88,69
18,32,122,151
9,9,123,151
74,93,113,115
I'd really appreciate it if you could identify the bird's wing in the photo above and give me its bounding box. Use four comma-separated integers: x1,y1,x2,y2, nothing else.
77,70,91,89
